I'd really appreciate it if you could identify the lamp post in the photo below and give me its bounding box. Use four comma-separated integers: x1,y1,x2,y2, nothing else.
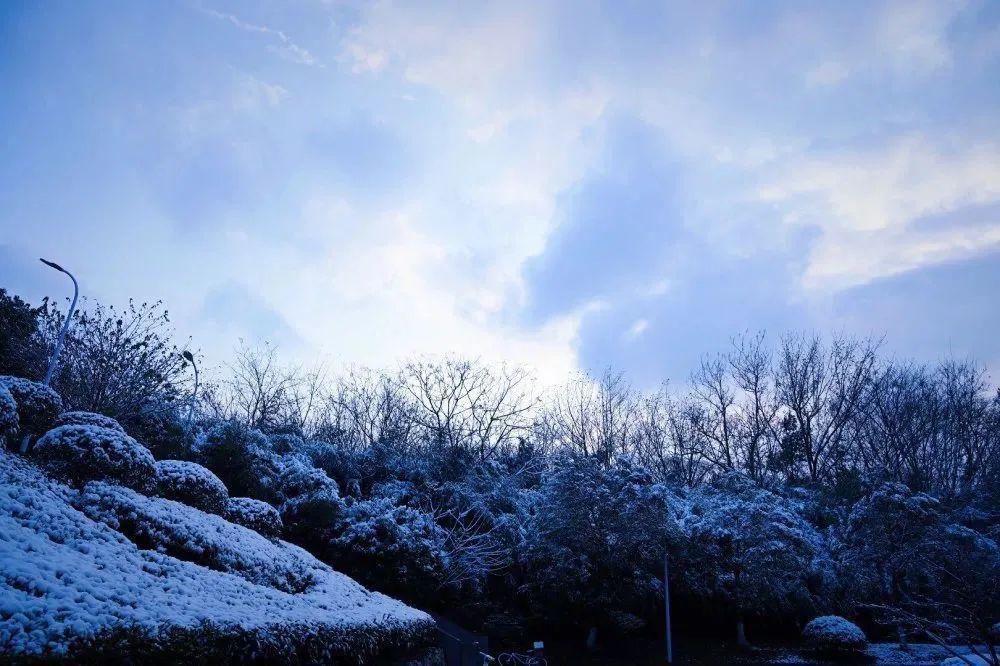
664,551,673,664
40,258,79,387
183,350,198,427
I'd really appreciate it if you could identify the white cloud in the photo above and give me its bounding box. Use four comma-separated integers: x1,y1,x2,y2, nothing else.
757,136,1000,291
203,7,319,66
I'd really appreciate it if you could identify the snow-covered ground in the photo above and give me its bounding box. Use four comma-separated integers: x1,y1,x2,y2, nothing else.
0,448,434,659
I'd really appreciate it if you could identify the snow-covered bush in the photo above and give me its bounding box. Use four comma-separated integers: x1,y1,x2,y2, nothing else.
54,410,125,433
275,454,344,536
225,497,283,539
0,385,18,445
154,460,228,514
0,375,63,436
327,497,449,598
679,475,826,645
76,481,315,593
195,421,279,501
34,424,155,490
801,616,867,655
0,447,435,660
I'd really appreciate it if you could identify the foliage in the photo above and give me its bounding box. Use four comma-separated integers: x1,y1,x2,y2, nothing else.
37,298,191,423
0,289,46,379
0,385,18,446
225,497,284,539
801,615,867,655
0,375,63,437
54,410,125,433
154,460,229,514
34,424,155,490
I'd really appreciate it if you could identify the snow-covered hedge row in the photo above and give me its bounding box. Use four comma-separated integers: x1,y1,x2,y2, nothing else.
154,460,228,514
0,385,17,445
225,497,283,539
75,481,318,593
54,411,125,434
0,448,435,661
34,425,155,491
801,615,867,654
0,375,62,436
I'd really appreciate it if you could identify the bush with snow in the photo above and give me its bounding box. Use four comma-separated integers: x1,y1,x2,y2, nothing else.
0,447,435,660
0,384,17,445
75,481,314,593
195,421,279,501
225,497,283,539
0,375,63,436
34,424,155,491
54,410,125,433
801,616,867,655
154,460,229,514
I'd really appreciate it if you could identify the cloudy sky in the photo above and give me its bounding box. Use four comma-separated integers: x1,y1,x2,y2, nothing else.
2,1,999,384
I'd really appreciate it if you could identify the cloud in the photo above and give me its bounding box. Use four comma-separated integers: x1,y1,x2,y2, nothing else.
202,7,319,66
757,135,1000,291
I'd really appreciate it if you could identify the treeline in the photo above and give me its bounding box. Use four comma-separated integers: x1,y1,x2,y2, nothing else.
2,288,998,653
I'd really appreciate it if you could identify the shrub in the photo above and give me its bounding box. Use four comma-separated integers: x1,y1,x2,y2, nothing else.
76,482,314,592
34,425,155,490
801,616,867,655
0,385,18,445
196,421,278,501
0,375,63,436
226,497,284,539
54,410,125,433
154,460,229,514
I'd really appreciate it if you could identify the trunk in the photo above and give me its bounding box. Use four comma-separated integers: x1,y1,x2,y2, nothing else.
896,624,908,649
736,616,751,648
585,626,598,651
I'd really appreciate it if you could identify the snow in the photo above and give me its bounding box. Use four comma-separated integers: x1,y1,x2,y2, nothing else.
54,411,125,434
154,460,228,514
0,448,433,658
225,497,283,539
34,424,156,490
939,656,991,666
0,375,62,435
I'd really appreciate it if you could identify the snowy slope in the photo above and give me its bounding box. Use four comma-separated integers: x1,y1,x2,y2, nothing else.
0,448,434,661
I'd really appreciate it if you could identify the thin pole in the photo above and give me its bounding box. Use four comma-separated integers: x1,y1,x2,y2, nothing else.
665,551,673,663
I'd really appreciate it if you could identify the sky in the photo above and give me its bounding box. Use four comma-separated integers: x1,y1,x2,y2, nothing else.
1,0,999,385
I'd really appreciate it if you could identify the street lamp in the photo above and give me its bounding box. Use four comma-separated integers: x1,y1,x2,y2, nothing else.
183,350,198,427
40,258,79,387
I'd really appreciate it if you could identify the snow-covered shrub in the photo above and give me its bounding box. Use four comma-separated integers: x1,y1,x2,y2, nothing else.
34,424,155,490
275,455,344,536
0,447,434,661
268,432,304,455
801,616,867,655
76,481,316,593
0,375,63,436
225,497,283,539
0,385,18,445
54,410,125,433
327,497,449,598
154,460,228,514
195,421,278,501
119,399,191,461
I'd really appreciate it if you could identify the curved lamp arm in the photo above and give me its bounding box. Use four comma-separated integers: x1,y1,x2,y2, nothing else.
40,258,79,386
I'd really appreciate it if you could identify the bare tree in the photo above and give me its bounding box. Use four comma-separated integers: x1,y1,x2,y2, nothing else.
213,341,300,432
544,369,639,464
400,357,536,460
774,334,878,482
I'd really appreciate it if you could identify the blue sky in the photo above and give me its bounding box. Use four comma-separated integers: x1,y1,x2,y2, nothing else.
1,0,999,384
